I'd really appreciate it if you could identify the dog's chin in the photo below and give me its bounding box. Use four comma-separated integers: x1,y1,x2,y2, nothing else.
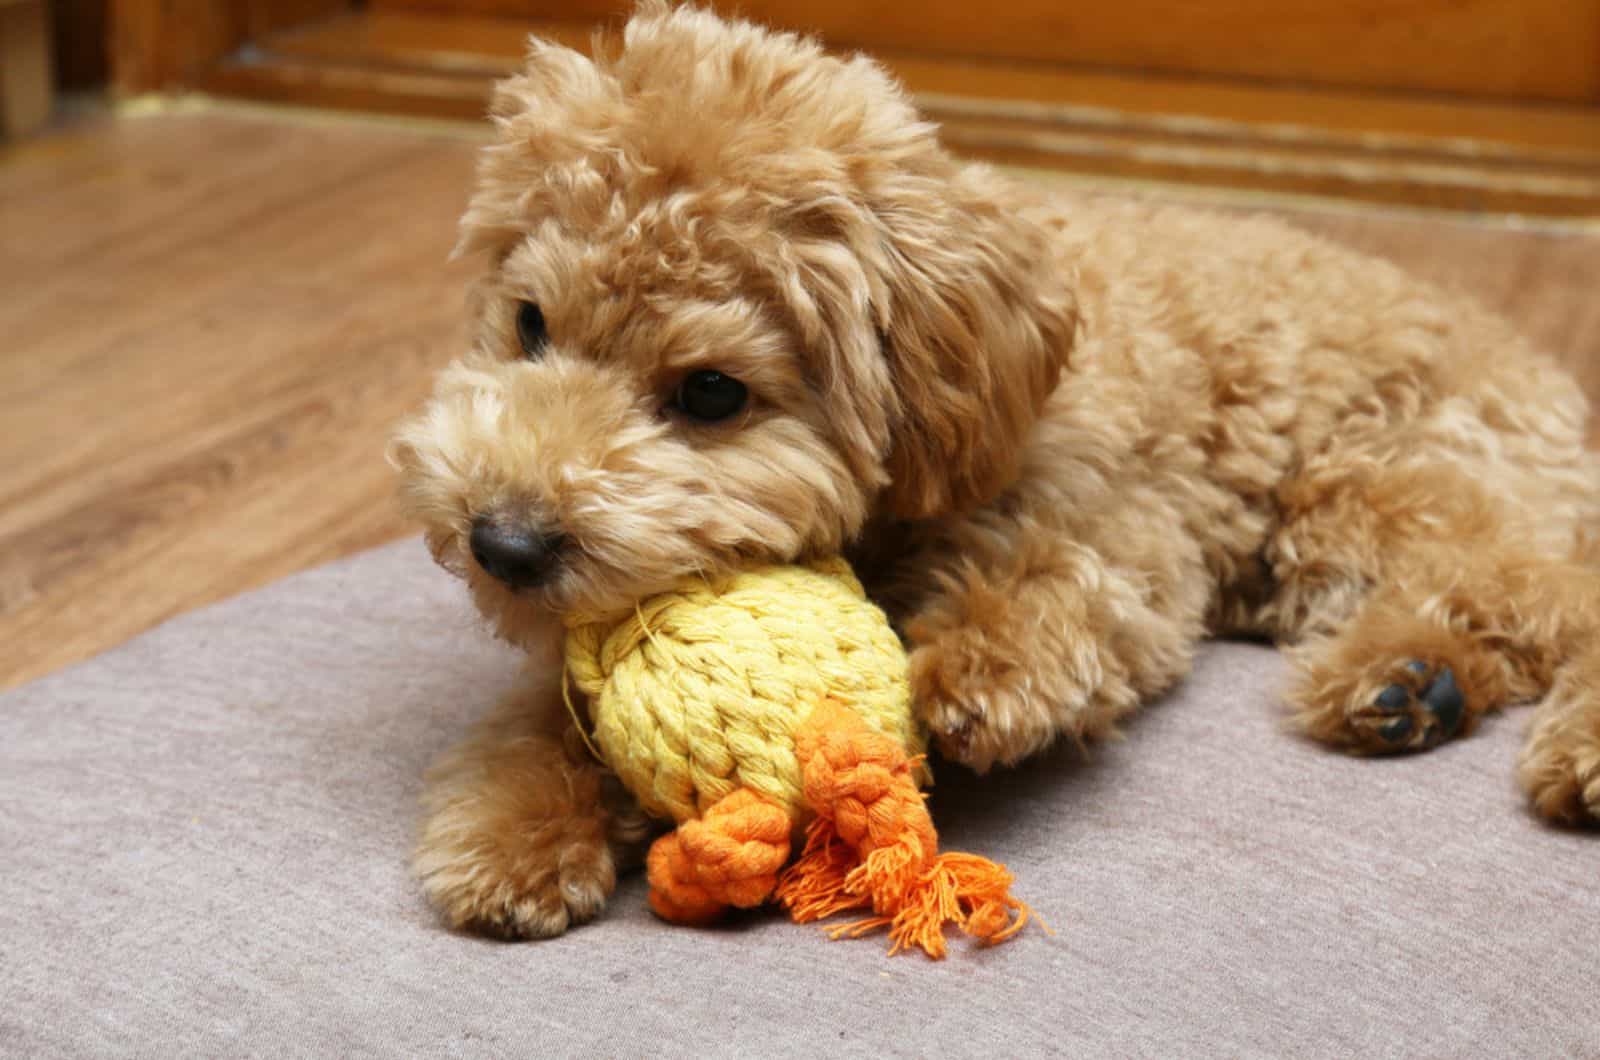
457,567,563,648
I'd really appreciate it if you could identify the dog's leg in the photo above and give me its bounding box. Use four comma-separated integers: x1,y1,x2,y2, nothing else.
1272,453,1600,822
1289,550,1600,826
413,668,651,938
1272,457,1549,755
900,503,1213,772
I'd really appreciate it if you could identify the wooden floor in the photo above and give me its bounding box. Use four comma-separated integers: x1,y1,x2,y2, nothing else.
2,103,1598,689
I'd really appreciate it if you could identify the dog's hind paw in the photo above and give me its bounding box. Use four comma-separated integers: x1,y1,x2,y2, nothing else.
1519,697,1600,827
1291,654,1480,755
1361,661,1467,752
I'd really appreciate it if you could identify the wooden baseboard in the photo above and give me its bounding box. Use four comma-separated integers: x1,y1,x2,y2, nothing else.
196,9,1600,215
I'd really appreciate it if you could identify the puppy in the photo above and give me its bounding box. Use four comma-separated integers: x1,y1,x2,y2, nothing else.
391,3,1600,939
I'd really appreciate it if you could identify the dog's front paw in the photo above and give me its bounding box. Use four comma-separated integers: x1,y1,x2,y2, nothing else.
416,809,616,939
1519,701,1600,827
909,630,1063,773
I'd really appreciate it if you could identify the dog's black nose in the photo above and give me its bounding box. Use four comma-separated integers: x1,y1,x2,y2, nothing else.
469,517,564,590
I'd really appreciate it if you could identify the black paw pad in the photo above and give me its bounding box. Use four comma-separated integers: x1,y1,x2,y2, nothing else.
1377,713,1414,742
1371,663,1466,751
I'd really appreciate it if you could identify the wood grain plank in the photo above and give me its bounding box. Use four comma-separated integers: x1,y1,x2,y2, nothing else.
3,104,1598,689
0,107,476,686
369,0,1600,102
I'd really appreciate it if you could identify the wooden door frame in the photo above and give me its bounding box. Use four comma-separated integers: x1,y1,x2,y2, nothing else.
109,0,350,93
105,1,1600,216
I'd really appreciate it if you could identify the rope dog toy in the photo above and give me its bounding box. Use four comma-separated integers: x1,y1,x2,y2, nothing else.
563,557,1033,958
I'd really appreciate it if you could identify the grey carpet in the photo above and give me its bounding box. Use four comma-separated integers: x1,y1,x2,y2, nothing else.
2,540,1594,1057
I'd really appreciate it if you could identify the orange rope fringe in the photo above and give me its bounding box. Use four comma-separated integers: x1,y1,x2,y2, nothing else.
775,699,1033,959
645,699,1035,958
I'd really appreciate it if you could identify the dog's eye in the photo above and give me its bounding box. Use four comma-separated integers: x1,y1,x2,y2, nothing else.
515,301,548,357
674,370,748,422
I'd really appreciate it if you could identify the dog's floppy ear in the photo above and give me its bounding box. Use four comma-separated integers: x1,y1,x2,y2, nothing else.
454,37,624,260
865,162,1076,518
743,49,1076,520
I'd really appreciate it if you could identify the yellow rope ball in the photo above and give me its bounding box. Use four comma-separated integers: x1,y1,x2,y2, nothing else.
563,557,922,824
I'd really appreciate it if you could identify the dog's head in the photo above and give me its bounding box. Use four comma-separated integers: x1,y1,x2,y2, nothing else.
391,3,1075,644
